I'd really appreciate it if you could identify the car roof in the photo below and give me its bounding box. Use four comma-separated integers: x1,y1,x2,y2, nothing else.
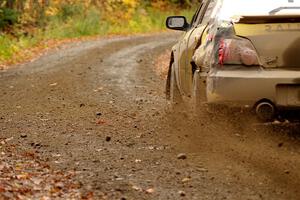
214,0,300,21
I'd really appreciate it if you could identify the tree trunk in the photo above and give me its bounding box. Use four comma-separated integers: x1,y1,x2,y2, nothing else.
6,0,15,9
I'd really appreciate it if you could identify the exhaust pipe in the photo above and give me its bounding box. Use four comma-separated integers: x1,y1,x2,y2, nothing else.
255,101,276,122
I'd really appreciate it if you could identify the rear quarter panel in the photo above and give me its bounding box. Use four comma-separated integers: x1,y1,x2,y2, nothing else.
234,23,300,68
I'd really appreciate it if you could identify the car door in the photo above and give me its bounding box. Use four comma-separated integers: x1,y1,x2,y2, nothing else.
175,4,203,96
181,0,218,96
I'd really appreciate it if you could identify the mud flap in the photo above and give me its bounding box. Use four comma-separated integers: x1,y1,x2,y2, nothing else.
170,64,182,105
192,70,207,114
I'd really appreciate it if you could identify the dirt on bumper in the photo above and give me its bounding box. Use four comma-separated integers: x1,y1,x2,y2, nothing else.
207,67,300,108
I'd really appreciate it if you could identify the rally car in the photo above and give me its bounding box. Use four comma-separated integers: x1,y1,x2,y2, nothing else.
166,0,300,121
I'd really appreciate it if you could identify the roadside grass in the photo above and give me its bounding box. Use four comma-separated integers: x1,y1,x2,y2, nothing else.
0,7,193,67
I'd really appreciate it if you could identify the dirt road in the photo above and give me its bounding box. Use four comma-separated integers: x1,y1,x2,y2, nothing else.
1,33,300,200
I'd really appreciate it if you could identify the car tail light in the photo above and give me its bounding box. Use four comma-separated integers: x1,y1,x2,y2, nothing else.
218,37,259,66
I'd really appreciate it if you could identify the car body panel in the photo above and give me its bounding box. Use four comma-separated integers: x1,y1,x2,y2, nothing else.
178,28,193,94
167,0,300,110
171,0,213,96
206,68,300,107
234,23,300,68
183,24,208,95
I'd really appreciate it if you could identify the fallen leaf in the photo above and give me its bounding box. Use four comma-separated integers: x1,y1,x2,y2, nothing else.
146,188,154,194
96,119,107,125
49,83,58,86
132,185,142,191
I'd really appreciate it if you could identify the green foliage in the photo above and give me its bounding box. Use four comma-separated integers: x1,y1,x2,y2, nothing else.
0,1,195,64
0,35,13,60
44,7,102,39
0,33,38,62
0,7,19,30
58,3,84,21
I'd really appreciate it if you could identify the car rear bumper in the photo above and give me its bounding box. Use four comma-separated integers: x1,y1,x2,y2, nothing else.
206,67,300,109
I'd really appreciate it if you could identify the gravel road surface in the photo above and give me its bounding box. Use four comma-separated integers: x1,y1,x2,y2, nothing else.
1,33,300,200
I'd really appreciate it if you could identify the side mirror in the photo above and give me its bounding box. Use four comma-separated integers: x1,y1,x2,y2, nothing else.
166,16,189,31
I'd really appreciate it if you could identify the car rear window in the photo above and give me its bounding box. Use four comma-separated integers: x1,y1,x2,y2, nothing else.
218,0,300,20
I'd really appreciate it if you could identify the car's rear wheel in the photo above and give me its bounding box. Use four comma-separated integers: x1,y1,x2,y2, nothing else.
169,63,182,105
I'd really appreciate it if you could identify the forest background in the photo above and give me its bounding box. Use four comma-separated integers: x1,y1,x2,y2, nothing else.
0,0,197,66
